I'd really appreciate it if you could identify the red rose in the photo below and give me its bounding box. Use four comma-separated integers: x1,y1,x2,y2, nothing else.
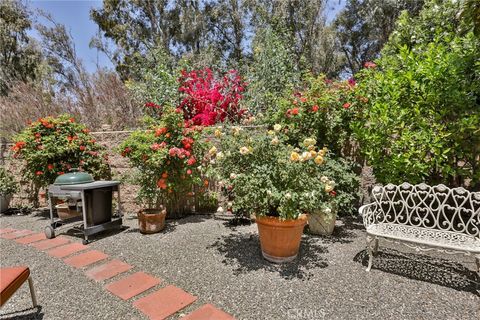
36,171,43,176
168,148,177,157
151,143,161,151
187,157,196,166
161,172,168,179
57,171,64,175
312,105,319,112
47,164,54,170
330,190,337,197
300,97,307,103
186,169,192,175
364,61,377,69
155,127,167,137
291,108,299,115
343,103,351,109
157,179,167,189
82,128,90,133
69,118,75,123
35,133,41,138
79,145,86,151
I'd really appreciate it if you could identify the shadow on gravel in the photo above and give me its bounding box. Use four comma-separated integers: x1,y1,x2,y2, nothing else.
354,248,480,295
124,214,210,235
209,232,328,280
0,305,44,320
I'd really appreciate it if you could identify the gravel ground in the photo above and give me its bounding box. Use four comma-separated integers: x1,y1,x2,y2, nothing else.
0,210,479,320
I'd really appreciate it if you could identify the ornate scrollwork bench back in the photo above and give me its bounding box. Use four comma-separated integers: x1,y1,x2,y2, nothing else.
359,182,480,272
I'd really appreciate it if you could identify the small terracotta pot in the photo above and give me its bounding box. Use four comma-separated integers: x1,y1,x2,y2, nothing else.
138,208,167,234
256,214,307,263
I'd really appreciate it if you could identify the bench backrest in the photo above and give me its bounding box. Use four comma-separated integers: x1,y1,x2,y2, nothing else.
371,183,480,238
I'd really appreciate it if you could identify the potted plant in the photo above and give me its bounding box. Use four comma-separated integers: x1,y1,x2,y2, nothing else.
0,167,18,213
212,125,337,262
120,106,208,233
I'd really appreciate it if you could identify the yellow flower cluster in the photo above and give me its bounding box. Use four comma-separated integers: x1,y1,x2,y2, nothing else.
240,146,253,155
290,139,328,165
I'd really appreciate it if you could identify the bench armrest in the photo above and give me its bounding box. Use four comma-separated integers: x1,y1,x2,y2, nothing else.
358,203,378,228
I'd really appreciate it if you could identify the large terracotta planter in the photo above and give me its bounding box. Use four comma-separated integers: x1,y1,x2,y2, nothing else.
308,210,337,236
256,214,307,263
138,209,167,234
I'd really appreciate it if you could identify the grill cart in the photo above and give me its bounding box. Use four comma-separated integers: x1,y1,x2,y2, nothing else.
45,170,123,244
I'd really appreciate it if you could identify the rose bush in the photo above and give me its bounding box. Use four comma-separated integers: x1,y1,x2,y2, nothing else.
210,125,343,220
12,115,110,200
119,106,210,212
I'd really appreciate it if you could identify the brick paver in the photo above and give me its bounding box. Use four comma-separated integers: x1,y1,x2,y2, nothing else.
63,250,108,268
0,228,16,234
182,304,235,320
47,242,88,258
0,229,34,239
133,285,197,320
15,233,47,244
85,259,133,282
31,237,70,250
105,272,161,300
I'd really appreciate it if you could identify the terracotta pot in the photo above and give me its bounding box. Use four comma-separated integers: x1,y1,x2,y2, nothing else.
308,210,337,236
138,208,167,234
256,214,307,263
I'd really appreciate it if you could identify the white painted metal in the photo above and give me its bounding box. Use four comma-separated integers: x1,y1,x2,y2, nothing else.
359,183,480,273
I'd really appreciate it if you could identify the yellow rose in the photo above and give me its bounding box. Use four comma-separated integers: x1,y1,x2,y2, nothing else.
301,151,312,162
209,146,217,156
271,137,279,145
273,124,282,132
307,145,315,151
214,129,222,137
290,151,300,162
325,184,334,193
314,155,324,165
240,146,251,155
310,150,317,158
268,130,275,135
318,149,326,157
303,138,316,147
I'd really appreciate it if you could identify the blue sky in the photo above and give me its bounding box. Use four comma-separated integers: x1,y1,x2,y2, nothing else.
29,0,112,72
27,0,345,73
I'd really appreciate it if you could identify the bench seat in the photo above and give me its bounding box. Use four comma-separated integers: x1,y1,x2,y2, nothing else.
367,223,480,254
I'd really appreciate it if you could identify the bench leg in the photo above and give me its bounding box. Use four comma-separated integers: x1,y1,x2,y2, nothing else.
366,235,375,272
27,276,37,308
373,238,379,256
476,256,479,273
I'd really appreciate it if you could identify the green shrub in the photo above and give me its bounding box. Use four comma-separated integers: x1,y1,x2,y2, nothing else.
353,0,480,189
12,115,111,191
0,167,18,196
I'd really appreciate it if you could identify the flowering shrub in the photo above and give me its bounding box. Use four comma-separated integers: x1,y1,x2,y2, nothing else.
270,74,363,157
178,68,247,126
210,125,342,220
12,115,111,195
353,0,480,188
119,107,209,209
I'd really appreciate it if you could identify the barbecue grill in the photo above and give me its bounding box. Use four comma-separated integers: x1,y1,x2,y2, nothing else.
45,169,123,244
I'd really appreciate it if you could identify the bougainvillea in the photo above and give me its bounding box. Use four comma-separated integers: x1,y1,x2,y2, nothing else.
12,115,111,189
178,68,247,126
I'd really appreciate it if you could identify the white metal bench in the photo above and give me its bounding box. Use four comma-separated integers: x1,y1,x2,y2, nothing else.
359,183,480,273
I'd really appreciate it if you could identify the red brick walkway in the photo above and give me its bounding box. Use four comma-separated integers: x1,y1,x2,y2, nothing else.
0,228,235,320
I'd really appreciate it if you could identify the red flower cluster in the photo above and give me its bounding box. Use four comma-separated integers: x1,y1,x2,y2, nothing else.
145,102,162,109
364,61,377,69
178,68,247,126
